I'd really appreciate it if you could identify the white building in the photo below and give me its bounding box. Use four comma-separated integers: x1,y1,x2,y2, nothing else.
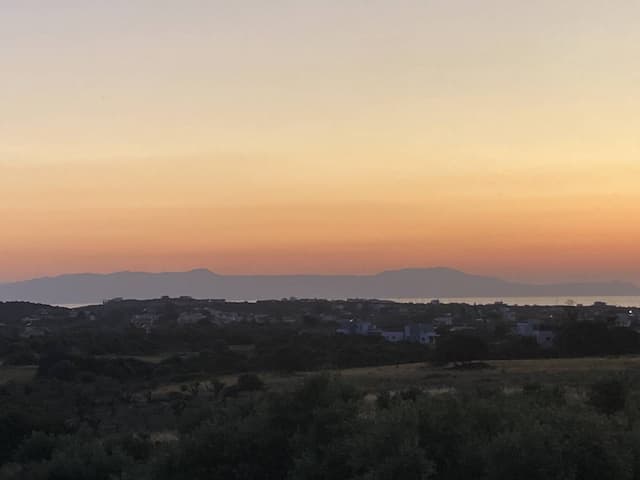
177,312,207,325
535,330,555,349
434,315,454,326
336,320,374,336
404,324,438,345
615,311,636,328
380,330,404,342
515,321,536,336
130,313,159,333
515,320,555,349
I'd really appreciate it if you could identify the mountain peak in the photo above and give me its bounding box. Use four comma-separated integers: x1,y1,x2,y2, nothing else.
186,268,218,275
377,267,468,276
0,268,638,304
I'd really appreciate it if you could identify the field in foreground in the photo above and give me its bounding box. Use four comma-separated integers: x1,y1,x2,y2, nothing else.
5,355,640,396
6,354,640,388
0,365,37,384
4,354,640,479
156,355,640,395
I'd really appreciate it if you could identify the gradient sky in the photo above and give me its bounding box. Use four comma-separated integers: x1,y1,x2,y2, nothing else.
2,1,640,283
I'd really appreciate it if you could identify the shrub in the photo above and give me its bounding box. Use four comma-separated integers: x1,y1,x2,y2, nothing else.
589,378,628,415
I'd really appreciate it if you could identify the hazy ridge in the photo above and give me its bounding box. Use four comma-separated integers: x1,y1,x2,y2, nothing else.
0,267,638,304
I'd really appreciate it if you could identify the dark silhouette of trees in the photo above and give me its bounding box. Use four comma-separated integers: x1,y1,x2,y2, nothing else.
435,334,489,364
588,378,629,415
556,323,640,356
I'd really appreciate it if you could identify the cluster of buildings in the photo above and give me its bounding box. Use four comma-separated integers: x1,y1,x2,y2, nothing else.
7,297,640,351
128,306,296,333
513,320,555,348
370,303,636,350
336,318,557,348
336,320,439,345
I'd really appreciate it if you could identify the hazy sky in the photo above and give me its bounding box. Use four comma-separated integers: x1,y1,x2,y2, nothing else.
2,1,639,283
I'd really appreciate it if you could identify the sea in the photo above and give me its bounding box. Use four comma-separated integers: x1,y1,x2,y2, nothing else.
55,304,95,309
389,296,640,307
56,296,640,308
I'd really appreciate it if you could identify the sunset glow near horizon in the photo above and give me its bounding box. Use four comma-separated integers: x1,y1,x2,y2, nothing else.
2,1,640,284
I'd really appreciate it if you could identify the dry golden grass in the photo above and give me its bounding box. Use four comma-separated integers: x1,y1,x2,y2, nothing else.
333,356,640,393
491,356,640,373
259,355,640,393
153,356,640,396
0,365,37,384
8,355,638,394
96,354,170,364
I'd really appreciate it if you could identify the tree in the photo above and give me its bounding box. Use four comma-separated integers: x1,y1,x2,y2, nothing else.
555,322,610,356
589,378,628,415
434,334,488,364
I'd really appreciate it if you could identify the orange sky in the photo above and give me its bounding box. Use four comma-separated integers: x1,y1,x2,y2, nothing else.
1,1,640,283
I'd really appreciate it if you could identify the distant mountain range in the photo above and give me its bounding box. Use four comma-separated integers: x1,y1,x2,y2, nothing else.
0,268,638,305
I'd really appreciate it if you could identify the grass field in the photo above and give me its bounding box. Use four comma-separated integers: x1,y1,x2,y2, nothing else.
330,356,640,393
0,365,37,384
214,356,640,395
96,354,170,364
6,356,640,394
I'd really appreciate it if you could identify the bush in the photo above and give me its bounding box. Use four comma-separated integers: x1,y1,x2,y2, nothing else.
236,373,265,392
4,350,38,366
589,378,628,415
14,431,56,463
435,334,488,364
45,436,132,480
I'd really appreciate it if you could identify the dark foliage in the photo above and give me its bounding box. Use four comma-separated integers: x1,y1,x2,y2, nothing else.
4,374,640,479
435,334,489,364
555,323,640,356
588,377,629,415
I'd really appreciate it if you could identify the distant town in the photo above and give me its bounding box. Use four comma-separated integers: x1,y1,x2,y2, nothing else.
3,296,638,356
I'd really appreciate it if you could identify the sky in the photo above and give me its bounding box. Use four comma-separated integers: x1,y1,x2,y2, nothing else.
1,0,640,284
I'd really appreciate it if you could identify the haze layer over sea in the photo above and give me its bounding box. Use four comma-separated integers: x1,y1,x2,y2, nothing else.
52,296,640,309
390,296,640,307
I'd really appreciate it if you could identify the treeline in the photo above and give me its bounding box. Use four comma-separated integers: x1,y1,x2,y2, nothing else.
3,374,640,479
6,322,640,380
30,333,432,385
436,323,640,364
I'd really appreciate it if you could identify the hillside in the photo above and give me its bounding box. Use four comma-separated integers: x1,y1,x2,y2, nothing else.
1,267,638,304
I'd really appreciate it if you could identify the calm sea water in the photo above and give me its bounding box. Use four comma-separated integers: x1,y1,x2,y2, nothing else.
56,296,640,309
389,296,640,307
55,304,95,309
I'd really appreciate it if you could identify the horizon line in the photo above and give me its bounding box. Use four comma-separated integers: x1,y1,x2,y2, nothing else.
1,266,638,288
